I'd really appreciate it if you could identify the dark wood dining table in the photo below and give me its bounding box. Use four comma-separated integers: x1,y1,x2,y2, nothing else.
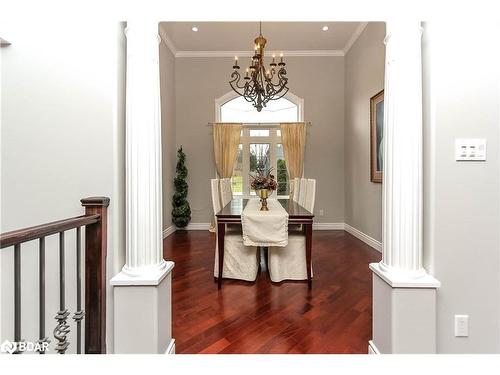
215,198,314,290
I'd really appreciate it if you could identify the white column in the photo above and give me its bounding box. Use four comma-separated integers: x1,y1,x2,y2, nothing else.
369,22,439,354
121,21,167,277
379,21,425,277
111,20,174,354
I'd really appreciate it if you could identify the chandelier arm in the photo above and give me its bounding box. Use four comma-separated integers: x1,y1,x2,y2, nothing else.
229,70,247,90
268,86,289,101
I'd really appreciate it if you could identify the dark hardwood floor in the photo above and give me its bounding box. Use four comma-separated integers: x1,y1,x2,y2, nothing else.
163,230,381,354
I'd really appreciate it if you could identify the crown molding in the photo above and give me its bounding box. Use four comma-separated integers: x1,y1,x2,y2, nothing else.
175,50,344,58
158,28,177,56
343,22,368,54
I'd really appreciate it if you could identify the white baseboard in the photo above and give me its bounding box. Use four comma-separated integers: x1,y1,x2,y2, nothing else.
344,223,382,253
185,222,211,230
165,339,176,354
164,221,382,253
312,222,345,230
368,340,380,354
162,225,177,239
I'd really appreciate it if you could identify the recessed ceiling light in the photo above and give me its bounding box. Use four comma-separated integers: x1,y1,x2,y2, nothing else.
322,25,329,31
192,26,199,32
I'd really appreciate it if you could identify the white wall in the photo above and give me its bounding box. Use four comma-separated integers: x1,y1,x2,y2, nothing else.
422,21,500,353
0,20,126,353
344,22,385,242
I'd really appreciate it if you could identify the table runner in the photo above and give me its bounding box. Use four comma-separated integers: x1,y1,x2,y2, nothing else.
241,198,288,247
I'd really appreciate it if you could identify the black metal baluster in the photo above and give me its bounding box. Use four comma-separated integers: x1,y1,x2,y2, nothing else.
54,232,70,354
73,227,84,354
14,243,21,354
37,237,50,353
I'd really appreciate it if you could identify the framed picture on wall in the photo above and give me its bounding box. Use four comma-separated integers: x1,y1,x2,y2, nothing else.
370,90,384,183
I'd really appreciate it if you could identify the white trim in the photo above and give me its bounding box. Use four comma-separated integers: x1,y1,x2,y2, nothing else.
215,90,304,123
368,340,380,354
343,22,369,54
175,50,344,58
158,28,177,56
185,222,211,230
165,339,176,354
162,225,177,239
312,223,344,230
110,261,175,286
369,262,441,289
344,223,382,253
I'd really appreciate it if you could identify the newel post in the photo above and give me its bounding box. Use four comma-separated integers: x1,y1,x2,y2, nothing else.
81,196,110,354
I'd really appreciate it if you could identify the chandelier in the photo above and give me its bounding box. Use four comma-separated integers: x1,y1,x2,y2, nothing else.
229,22,289,112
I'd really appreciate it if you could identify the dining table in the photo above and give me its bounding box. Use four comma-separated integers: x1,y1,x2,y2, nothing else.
215,198,314,290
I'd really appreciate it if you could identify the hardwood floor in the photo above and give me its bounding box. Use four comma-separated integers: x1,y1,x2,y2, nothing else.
163,230,381,354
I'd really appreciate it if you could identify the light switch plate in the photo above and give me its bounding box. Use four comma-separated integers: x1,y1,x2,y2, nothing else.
455,315,469,337
455,138,487,161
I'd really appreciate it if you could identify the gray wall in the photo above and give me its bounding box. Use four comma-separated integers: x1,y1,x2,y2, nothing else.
422,21,500,353
344,22,385,242
172,56,345,224
159,40,176,229
0,20,126,353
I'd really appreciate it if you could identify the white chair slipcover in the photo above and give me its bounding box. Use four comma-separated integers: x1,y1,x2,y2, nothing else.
211,178,222,220
268,178,316,282
211,179,258,282
298,177,308,207
304,178,316,214
291,178,300,202
219,178,233,208
267,233,312,282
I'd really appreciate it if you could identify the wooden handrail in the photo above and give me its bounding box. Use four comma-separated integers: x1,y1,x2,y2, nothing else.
0,214,100,249
0,196,110,354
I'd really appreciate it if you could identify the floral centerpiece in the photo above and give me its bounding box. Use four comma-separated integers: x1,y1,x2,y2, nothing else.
250,165,277,211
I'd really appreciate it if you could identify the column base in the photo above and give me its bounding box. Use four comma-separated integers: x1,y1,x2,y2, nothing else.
369,262,440,354
111,261,174,354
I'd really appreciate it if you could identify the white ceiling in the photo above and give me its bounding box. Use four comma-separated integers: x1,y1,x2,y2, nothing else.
159,22,364,53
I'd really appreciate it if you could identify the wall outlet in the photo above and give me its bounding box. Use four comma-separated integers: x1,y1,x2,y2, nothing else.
454,315,469,337
319,209,324,216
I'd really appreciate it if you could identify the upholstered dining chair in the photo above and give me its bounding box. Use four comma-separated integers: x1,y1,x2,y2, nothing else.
268,179,316,282
291,178,300,202
219,178,233,208
211,178,222,224
211,179,258,282
298,177,308,207
304,178,316,214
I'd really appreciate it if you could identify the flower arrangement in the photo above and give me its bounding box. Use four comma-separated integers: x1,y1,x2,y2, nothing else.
250,165,278,191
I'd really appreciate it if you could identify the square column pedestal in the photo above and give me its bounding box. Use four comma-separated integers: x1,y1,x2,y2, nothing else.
110,261,175,354
369,263,440,354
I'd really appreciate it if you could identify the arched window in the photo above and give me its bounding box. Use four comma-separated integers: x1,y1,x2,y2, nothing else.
215,93,304,198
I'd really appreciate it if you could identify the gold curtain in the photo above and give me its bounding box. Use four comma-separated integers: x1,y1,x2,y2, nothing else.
280,122,306,195
213,123,242,178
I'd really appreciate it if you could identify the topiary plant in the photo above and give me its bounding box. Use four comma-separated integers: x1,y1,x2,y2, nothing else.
172,146,191,228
